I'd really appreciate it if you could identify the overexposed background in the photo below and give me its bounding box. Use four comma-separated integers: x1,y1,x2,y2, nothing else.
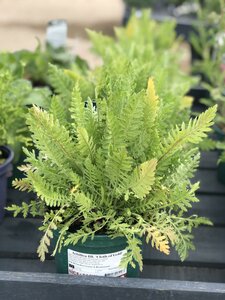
0,0,124,65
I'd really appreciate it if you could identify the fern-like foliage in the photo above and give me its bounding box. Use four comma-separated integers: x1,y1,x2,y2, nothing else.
48,64,73,103
8,69,216,270
48,64,94,110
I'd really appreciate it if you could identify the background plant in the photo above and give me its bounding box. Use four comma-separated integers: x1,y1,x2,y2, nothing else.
0,69,50,161
88,11,197,124
123,0,158,8
191,1,225,156
0,42,86,87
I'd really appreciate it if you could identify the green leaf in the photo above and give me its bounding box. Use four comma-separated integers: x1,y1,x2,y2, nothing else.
27,105,81,174
159,105,217,163
77,127,95,159
130,159,157,199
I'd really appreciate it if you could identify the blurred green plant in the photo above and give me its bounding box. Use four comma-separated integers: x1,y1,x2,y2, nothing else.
0,69,51,161
191,1,225,156
88,10,197,118
6,9,217,270
0,42,80,86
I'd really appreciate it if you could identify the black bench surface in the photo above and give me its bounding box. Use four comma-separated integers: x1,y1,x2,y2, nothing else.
1,151,225,299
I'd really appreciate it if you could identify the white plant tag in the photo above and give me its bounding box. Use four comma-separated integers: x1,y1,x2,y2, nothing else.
46,19,67,49
68,249,127,277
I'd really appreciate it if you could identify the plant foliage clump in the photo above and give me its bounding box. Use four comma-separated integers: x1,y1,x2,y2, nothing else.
0,69,50,159
191,1,225,157
88,10,197,111
0,43,76,85
8,71,216,269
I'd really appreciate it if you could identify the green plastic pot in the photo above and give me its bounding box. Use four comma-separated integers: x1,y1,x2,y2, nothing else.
214,125,225,184
54,231,139,278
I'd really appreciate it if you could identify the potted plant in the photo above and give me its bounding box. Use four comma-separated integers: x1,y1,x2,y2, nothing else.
122,0,201,27
0,70,27,221
7,59,216,276
0,68,51,219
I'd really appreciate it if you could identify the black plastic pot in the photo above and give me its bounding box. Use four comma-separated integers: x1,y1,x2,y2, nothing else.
0,146,14,222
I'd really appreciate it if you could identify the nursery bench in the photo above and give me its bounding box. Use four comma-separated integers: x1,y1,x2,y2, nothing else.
0,271,225,300
1,150,225,299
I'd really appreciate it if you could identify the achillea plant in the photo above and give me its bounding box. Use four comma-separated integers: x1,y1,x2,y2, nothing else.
7,73,216,270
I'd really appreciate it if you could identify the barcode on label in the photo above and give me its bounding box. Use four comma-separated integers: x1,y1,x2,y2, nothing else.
104,269,126,277
69,263,75,269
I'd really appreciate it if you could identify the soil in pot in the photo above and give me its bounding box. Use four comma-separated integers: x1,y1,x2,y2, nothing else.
53,231,139,278
0,146,14,222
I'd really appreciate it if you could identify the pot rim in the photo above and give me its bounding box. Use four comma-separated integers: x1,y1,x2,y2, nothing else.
54,230,127,249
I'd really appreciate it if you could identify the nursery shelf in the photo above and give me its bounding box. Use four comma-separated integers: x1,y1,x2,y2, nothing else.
0,150,225,299
0,271,225,300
